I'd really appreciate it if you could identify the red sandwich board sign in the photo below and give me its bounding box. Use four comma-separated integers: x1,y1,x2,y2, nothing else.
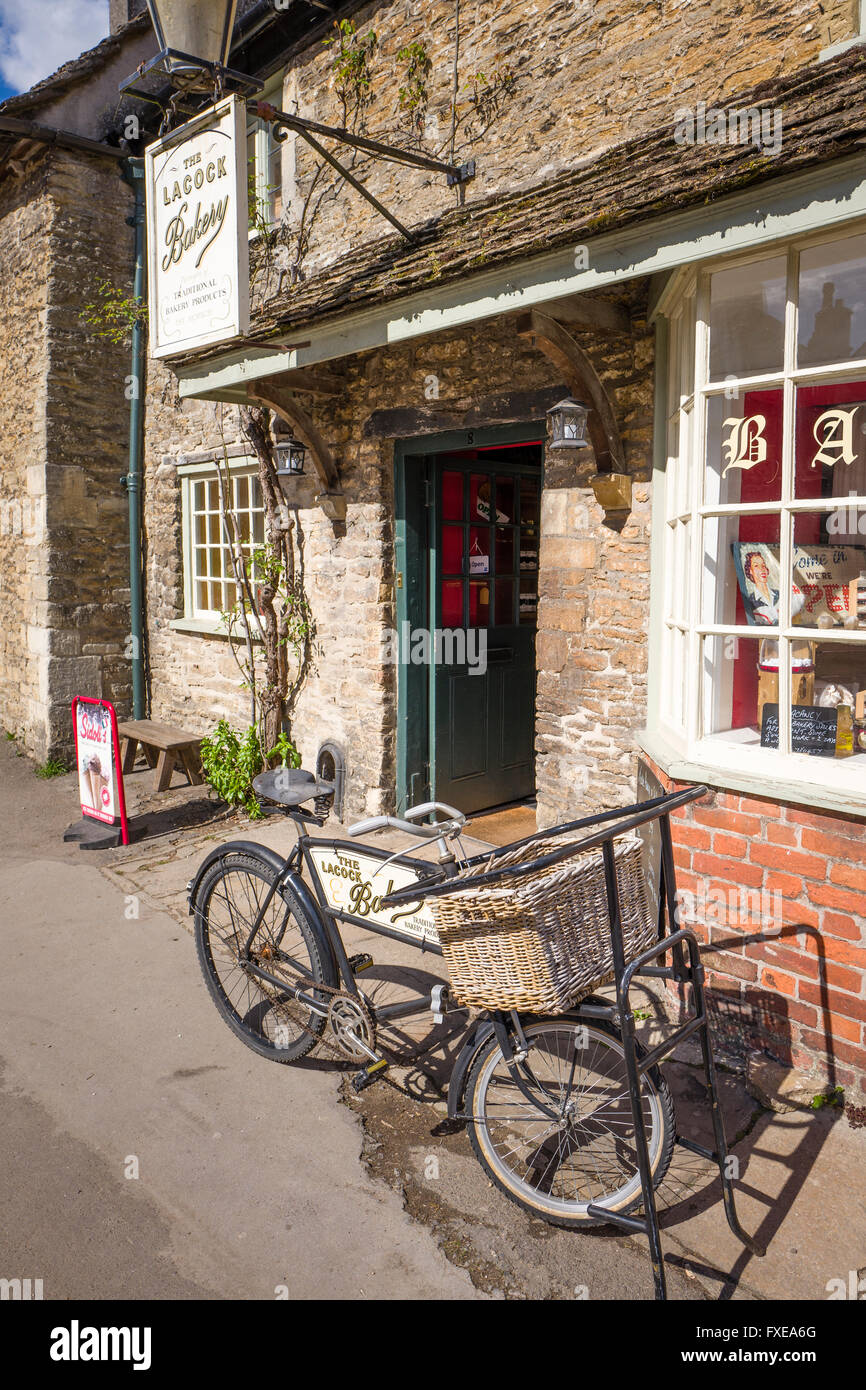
69,697,130,847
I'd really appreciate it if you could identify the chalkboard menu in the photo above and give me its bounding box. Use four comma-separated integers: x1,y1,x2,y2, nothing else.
760,703,839,756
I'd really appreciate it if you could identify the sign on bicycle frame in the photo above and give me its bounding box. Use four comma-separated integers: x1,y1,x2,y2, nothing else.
306,842,440,947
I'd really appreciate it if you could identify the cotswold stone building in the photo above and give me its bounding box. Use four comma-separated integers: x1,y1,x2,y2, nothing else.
3,1,866,1097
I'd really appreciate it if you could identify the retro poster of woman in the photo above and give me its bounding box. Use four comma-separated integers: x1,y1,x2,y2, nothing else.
732,543,866,626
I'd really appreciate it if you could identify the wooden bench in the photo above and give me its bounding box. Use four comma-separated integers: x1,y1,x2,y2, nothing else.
118,720,204,793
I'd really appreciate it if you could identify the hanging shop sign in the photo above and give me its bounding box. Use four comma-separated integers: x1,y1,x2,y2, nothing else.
71,697,130,844
144,94,249,358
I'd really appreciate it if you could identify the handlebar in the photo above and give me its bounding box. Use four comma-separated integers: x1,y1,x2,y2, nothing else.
347,801,466,841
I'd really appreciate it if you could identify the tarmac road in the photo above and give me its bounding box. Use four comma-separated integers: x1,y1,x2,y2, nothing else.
0,740,705,1301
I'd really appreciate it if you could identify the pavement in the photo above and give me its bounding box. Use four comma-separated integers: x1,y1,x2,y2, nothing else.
1,736,864,1301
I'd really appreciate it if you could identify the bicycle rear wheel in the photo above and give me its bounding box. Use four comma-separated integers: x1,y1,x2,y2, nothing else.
466,1017,674,1227
193,852,332,1062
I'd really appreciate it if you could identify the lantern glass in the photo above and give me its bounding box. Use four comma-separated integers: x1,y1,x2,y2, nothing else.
275,438,307,483
547,397,590,450
146,0,239,73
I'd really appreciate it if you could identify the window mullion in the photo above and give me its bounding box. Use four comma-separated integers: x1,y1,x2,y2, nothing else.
777,247,799,758
688,276,710,747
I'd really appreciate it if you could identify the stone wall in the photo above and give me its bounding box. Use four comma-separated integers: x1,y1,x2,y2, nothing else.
0,155,52,751
0,147,134,761
271,0,857,274
43,150,135,757
143,289,654,822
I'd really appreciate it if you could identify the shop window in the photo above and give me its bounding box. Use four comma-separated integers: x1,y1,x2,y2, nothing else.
656,229,866,796
181,465,265,621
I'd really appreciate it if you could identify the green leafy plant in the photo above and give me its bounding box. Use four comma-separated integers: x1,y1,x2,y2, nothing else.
324,18,377,126
267,731,301,770
36,756,68,779
397,41,432,132
811,1085,845,1110
81,278,147,346
199,720,267,819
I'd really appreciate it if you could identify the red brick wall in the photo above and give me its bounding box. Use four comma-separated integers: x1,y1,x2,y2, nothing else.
639,755,866,1101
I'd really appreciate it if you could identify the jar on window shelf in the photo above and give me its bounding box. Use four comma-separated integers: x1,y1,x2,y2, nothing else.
757,639,815,727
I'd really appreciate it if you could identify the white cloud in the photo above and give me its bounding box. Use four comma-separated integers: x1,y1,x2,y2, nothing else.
0,0,110,95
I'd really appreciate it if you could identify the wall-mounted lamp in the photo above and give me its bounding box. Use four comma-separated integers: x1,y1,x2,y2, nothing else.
274,436,308,483
546,397,590,451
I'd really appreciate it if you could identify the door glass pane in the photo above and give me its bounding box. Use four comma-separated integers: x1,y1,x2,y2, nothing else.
495,526,515,574
472,475,498,522
468,526,491,577
519,477,540,533
468,578,490,627
442,524,463,575
495,580,515,626
708,257,786,380
794,380,866,504
519,576,538,624
441,471,463,521
495,475,515,523
441,579,463,627
798,234,866,367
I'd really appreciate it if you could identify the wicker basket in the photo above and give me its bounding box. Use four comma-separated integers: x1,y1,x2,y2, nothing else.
431,833,653,1014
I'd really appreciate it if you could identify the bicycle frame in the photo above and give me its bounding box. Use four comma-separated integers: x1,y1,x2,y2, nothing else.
190,783,763,1299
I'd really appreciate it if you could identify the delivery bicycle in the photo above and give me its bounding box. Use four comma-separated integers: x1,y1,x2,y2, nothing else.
188,768,761,1299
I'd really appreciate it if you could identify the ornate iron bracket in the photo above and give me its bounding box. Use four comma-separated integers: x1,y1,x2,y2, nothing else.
254,102,476,243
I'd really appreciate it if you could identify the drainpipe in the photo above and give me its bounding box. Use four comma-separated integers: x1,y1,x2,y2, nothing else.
121,156,146,719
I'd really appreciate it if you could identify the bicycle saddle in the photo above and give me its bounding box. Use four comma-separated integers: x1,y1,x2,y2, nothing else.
253,767,335,808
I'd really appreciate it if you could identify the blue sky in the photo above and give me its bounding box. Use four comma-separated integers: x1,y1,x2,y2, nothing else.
0,0,109,103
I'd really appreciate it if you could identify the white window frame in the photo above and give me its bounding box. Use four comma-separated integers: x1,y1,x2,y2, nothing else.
174,456,266,635
247,74,284,236
646,223,866,813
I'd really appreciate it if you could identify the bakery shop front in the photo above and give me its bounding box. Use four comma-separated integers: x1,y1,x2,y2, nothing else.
638,226,866,1092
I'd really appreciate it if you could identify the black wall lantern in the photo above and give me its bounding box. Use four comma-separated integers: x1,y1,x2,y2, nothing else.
274,437,308,483
546,397,590,451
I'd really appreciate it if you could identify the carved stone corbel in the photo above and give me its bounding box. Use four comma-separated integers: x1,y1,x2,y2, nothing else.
516,310,625,473
246,382,346,522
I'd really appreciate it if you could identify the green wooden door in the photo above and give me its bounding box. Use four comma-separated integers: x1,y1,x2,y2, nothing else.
431,445,541,813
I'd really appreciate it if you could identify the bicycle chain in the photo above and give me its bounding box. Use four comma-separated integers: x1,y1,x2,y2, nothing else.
246,954,377,1062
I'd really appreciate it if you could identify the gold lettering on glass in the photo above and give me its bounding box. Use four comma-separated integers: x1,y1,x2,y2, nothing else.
722,414,768,476
811,406,859,469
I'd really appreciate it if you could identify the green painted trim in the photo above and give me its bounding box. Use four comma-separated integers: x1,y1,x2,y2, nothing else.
393,420,546,812
178,156,866,402
637,728,866,821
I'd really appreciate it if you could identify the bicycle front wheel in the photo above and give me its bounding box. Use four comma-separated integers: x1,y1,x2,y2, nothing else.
194,852,332,1062
466,1017,674,1227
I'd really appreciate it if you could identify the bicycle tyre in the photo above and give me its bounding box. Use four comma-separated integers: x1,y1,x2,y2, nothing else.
465,1017,675,1228
194,851,332,1063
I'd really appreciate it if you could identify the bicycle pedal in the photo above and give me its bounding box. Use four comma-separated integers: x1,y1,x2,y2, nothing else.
352,1058,389,1093
348,953,374,974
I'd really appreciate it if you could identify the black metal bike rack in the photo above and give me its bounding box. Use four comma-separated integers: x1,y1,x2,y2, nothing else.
390,784,764,1300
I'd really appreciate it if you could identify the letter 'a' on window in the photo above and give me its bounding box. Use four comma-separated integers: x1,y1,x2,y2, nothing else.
657,227,866,798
